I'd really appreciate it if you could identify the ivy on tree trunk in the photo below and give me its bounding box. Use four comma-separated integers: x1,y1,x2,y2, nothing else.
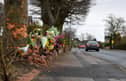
0,0,28,81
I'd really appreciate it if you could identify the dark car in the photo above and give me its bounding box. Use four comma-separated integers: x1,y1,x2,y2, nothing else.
85,41,100,51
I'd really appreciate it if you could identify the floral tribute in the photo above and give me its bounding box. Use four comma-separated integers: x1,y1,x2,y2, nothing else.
6,22,28,39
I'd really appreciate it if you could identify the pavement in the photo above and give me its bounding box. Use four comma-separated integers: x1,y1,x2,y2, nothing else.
31,48,126,81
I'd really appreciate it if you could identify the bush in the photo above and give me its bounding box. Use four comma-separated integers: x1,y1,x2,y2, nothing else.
114,37,126,50
104,43,111,47
114,43,126,50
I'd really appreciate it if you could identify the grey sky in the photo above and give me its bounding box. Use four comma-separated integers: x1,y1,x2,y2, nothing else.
75,0,126,42
0,0,3,3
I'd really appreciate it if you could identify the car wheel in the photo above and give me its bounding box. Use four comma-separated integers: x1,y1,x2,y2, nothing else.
96,49,99,52
85,49,88,51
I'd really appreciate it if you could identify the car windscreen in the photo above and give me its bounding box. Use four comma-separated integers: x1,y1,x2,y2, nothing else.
87,41,98,45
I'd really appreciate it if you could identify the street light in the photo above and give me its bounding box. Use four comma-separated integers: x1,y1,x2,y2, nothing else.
69,15,72,49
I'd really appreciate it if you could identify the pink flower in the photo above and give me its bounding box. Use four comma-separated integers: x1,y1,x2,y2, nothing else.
23,33,28,38
7,23,15,30
6,18,10,21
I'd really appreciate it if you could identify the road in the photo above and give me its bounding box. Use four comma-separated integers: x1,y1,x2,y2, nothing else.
32,48,126,81
82,49,126,69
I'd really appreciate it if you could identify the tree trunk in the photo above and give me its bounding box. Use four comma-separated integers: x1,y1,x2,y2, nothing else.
41,0,69,33
0,0,28,81
4,0,28,53
42,10,67,33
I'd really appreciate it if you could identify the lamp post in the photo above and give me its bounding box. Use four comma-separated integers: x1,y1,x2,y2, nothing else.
69,15,72,49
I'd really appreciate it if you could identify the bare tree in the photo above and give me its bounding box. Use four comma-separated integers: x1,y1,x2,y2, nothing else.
121,26,126,36
105,15,125,35
86,33,94,40
105,15,125,48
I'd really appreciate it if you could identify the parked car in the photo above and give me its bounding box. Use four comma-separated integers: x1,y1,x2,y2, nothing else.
78,45,85,49
85,41,100,51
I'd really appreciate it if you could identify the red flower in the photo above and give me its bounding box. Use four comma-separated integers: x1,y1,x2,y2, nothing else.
6,18,10,21
7,23,15,30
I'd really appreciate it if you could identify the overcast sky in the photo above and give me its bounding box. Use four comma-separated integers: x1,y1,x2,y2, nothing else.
0,0,3,3
74,0,126,42
1,0,126,42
